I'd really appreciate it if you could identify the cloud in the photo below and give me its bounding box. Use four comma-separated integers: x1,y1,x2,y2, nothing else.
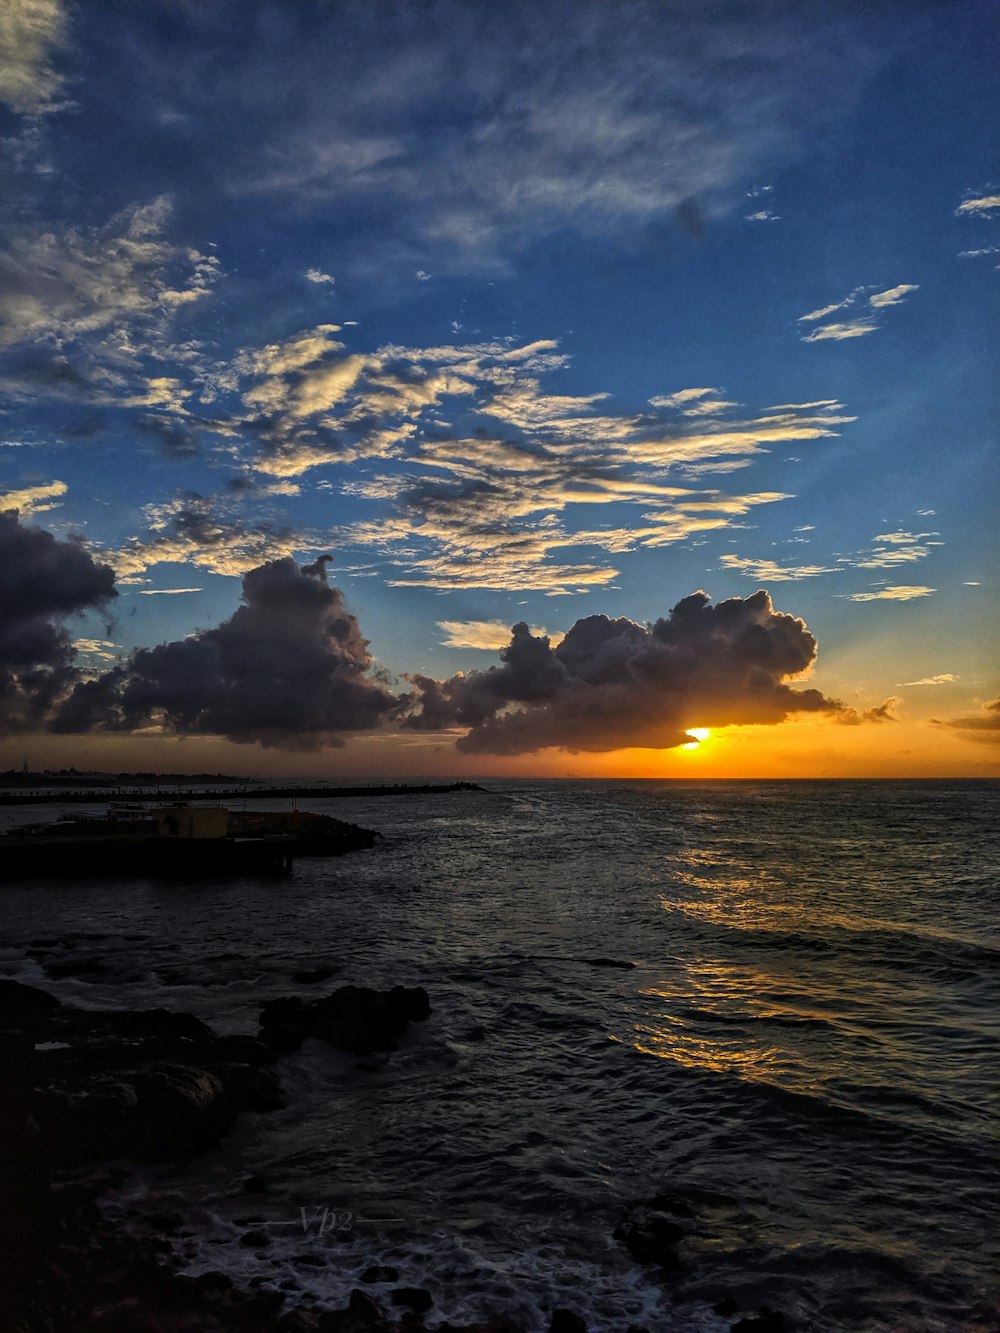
744,210,780,222
0,0,67,114
868,283,920,308
956,194,1000,216
136,587,202,596
933,697,1000,739
404,590,843,754
843,585,935,601
55,557,400,748
0,509,117,730
798,282,918,342
863,696,899,722
0,478,67,517
801,319,881,342
0,196,220,352
720,554,839,581
111,491,307,579
899,673,957,686
437,619,556,650
304,268,334,285
110,2,886,280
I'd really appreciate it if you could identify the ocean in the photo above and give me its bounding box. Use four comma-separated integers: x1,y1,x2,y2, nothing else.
2,779,997,1332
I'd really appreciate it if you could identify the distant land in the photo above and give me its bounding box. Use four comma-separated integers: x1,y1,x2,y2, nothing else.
2,769,249,787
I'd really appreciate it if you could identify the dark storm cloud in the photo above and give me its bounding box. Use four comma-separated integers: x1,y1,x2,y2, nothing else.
55,557,400,749
0,508,117,730
405,590,843,754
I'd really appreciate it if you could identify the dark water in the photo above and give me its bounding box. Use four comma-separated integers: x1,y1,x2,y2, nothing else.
2,780,998,1331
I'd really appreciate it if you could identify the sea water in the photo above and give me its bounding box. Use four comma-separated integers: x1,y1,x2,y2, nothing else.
1,779,997,1331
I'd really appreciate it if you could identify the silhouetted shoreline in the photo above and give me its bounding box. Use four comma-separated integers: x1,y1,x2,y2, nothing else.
0,782,486,806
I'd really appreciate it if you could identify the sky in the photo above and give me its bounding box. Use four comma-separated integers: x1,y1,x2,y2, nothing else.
0,0,997,779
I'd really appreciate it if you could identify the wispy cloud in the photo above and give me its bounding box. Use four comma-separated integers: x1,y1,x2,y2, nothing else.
136,587,203,596
304,268,334,285
956,193,1000,216
0,0,68,115
437,619,556,650
0,478,67,516
744,210,780,222
798,283,919,342
720,554,839,581
899,673,957,686
843,585,935,602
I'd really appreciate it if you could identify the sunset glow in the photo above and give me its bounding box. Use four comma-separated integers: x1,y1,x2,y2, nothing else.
0,2,996,779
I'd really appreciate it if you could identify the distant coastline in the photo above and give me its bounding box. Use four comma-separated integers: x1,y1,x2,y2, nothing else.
0,779,486,806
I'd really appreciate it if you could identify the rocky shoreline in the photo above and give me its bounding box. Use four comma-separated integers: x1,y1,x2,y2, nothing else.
1,977,785,1332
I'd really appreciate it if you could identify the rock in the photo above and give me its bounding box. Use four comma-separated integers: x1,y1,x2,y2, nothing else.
129,1063,235,1159
259,1022,303,1055
614,1203,686,1270
0,979,61,1013
211,1034,276,1066
714,1298,739,1317
550,1310,587,1332
390,1286,433,1313
361,1264,399,1283
732,1310,785,1332
194,1270,234,1292
146,1211,184,1233
260,985,432,1055
295,1252,327,1267
347,1288,383,1322
243,1174,269,1194
44,959,106,980
213,1061,285,1111
240,1229,272,1247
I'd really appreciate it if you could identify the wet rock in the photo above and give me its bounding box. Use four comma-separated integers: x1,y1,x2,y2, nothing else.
614,1200,686,1270
44,958,106,980
361,1264,400,1283
391,1286,433,1313
240,1229,271,1247
348,1288,383,1322
0,979,61,1012
714,1297,739,1317
260,985,432,1055
550,1309,587,1332
243,1173,269,1193
295,1252,327,1267
213,1061,285,1111
194,1270,234,1292
211,1034,276,1066
259,1022,304,1054
129,1063,235,1159
732,1309,785,1332
146,1211,184,1233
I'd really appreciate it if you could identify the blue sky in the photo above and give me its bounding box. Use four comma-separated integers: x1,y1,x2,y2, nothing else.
1,0,997,774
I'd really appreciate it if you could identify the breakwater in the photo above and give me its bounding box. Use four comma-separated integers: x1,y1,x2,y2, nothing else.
0,781,485,806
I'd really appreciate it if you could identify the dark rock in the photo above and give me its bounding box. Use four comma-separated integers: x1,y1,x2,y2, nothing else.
550,1309,587,1332
714,1298,739,1317
0,979,61,1012
295,1252,327,1267
646,1191,693,1218
240,1229,271,1247
146,1211,184,1232
614,1204,686,1270
391,1286,433,1313
260,985,432,1055
211,1034,276,1066
361,1264,400,1283
732,1310,785,1332
213,1061,285,1111
194,1270,234,1292
129,1063,235,1159
259,1022,304,1054
44,959,106,980
243,1173,269,1194
347,1288,383,1322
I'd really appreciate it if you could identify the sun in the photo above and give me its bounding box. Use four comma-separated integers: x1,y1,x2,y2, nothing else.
681,727,711,750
